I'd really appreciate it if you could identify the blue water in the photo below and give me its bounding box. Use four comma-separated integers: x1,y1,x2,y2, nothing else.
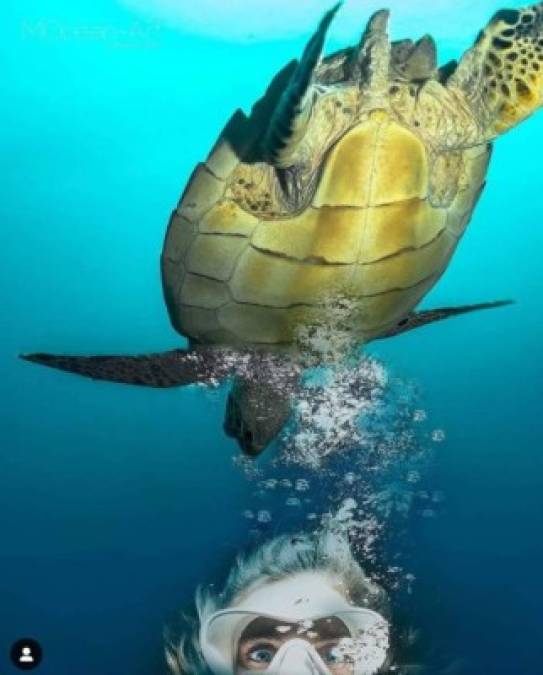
2,1,543,673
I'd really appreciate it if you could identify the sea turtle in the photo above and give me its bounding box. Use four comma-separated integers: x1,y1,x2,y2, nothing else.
26,2,541,455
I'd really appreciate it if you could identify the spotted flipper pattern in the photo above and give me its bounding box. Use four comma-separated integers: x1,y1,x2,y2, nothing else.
449,3,543,136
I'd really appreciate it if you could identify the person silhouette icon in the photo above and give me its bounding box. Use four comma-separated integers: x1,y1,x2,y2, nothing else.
19,646,34,663
10,638,42,670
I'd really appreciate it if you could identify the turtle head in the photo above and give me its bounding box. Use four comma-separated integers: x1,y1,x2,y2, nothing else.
223,388,275,457
223,370,299,457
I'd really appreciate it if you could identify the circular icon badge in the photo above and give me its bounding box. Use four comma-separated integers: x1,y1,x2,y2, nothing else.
10,639,43,671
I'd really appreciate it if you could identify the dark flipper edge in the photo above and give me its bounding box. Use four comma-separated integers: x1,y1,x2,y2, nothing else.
380,300,513,339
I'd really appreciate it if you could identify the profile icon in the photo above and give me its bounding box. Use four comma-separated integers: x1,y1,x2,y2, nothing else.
19,647,34,663
10,639,42,671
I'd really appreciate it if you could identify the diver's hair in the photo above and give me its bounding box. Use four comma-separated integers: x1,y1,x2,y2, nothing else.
164,530,389,674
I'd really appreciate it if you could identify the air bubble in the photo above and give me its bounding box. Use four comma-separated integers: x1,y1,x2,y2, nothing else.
407,470,420,484
286,497,301,507
413,409,427,423
257,510,272,523
295,479,310,492
431,429,446,442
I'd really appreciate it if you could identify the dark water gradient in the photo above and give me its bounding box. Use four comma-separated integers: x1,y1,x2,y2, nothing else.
2,1,543,673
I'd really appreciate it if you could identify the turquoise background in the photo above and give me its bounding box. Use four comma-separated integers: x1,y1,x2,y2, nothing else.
2,1,543,673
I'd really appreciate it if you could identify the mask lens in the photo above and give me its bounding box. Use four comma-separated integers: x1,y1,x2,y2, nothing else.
237,616,358,672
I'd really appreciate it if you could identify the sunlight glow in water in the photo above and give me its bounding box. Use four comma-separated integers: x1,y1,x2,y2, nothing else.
121,0,517,44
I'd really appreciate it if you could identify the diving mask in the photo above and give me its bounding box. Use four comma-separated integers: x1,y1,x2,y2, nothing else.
200,573,389,675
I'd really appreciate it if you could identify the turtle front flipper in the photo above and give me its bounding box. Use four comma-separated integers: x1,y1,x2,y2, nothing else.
448,3,543,137
379,300,513,339
20,348,235,388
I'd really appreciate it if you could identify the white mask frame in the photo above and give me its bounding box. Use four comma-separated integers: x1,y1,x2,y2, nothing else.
200,607,389,675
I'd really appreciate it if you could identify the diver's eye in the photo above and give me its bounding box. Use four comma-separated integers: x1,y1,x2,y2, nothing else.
238,640,280,671
319,644,349,665
247,644,276,664
323,648,341,663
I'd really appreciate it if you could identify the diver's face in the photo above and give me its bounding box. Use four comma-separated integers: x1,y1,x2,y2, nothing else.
236,616,354,674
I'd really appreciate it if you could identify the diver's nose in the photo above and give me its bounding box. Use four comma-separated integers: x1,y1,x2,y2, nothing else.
268,640,329,675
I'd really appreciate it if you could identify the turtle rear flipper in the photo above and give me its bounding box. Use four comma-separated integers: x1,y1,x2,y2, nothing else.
261,3,341,169
449,3,543,137
20,347,235,388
